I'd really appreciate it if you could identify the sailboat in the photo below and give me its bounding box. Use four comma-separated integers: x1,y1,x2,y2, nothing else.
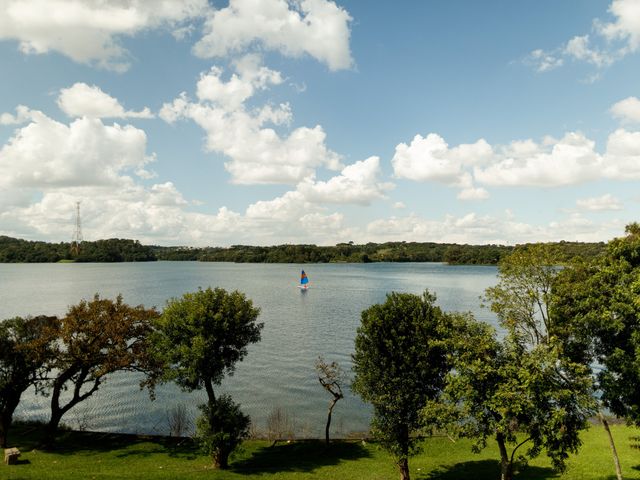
298,270,310,290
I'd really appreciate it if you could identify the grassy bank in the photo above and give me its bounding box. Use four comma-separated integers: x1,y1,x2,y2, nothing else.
2,424,639,479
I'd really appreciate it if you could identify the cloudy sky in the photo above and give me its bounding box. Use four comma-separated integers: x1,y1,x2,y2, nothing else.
0,0,639,246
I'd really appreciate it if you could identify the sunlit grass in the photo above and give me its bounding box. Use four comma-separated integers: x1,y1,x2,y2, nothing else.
2,423,639,479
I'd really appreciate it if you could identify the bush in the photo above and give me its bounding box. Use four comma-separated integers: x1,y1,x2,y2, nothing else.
195,395,250,469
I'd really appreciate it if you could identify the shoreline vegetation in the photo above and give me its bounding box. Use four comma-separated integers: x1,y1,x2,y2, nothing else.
0,235,605,265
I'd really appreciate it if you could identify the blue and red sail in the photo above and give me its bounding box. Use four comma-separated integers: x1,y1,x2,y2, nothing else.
300,270,309,286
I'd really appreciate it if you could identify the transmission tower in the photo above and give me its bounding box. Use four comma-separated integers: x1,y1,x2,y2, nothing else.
71,201,83,256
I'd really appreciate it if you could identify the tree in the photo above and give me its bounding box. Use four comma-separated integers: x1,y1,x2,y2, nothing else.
0,315,57,447
352,290,452,480
195,394,250,469
432,245,595,480
553,223,640,480
152,287,262,468
43,294,159,446
315,356,345,444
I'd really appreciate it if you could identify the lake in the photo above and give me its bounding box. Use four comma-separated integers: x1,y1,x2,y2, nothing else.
0,261,499,438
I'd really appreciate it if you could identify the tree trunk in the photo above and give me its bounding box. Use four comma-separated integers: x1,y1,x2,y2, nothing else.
43,379,66,447
599,412,623,480
0,394,21,448
398,456,410,480
43,406,65,448
497,433,513,480
213,449,229,469
325,398,338,445
0,414,10,448
204,379,216,405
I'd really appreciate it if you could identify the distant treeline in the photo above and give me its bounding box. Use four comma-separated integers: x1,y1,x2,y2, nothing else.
0,236,156,263
0,235,606,265
153,241,606,265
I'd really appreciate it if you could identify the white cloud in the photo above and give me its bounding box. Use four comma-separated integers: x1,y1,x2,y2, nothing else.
527,0,640,73
597,0,640,52
457,187,489,201
392,133,491,182
0,105,36,125
297,156,393,205
563,35,614,68
196,54,283,110
474,132,602,187
576,193,623,212
57,83,153,119
193,0,353,71
161,56,341,185
394,127,640,190
391,133,493,198
528,49,564,72
392,201,406,209
365,212,625,245
611,96,640,123
603,128,640,179
0,110,153,189
0,0,208,71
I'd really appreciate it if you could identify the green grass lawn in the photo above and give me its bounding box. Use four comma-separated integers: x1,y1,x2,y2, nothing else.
2,424,639,479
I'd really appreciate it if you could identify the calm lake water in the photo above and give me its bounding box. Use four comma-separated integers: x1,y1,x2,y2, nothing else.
0,262,498,438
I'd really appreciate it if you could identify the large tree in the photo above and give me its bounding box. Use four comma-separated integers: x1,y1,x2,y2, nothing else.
352,290,453,480
0,315,57,447
432,245,595,480
152,287,262,468
43,294,159,446
553,223,640,480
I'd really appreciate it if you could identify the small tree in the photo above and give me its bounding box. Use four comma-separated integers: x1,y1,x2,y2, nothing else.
352,290,452,480
315,356,345,444
152,287,262,468
43,294,160,446
195,394,250,469
0,315,57,447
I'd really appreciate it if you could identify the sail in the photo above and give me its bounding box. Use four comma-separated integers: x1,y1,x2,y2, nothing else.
300,270,309,285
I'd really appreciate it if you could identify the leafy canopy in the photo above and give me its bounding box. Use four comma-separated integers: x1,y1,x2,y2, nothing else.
433,245,595,477
352,290,453,462
553,223,640,423
152,287,263,397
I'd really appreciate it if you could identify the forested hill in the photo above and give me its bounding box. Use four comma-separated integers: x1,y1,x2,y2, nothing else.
152,241,606,265
0,235,606,265
0,236,156,263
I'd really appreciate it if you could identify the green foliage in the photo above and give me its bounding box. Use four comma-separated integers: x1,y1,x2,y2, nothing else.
0,315,57,447
157,241,603,265
554,223,640,424
352,290,453,478
43,295,160,444
152,287,263,401
436,245,596,479
0,234,605,265
74,238,156,262
195,395,250,469
0,236,156,262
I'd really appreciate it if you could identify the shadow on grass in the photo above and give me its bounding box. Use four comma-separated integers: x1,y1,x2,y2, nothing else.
11,424,198,461
421,459,558,480
232,440,370,474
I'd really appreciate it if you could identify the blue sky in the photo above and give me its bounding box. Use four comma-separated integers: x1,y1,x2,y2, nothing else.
0,0,638,246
